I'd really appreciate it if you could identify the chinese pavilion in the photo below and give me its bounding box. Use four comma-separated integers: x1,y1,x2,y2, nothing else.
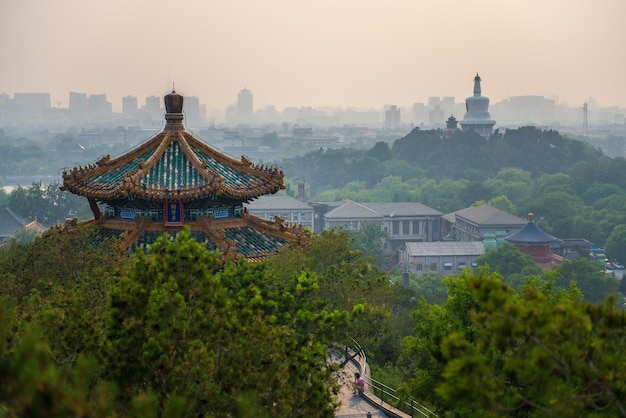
61,90,307,261
504,213,562,269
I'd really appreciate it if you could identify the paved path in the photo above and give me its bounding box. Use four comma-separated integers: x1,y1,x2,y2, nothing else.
334,357,388,418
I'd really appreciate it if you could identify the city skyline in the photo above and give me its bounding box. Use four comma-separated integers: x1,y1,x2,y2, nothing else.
2,0,625,111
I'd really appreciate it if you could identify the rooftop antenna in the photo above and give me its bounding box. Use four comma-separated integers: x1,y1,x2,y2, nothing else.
583,100,588,136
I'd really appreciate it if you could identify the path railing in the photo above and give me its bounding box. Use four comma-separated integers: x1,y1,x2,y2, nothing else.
349,340,437,418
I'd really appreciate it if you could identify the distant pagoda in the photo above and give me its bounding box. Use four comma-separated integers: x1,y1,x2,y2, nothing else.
61,89,307,261
460,73,496,137
505,213,561,269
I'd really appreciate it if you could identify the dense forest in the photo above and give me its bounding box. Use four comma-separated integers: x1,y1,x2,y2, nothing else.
1,223,625,417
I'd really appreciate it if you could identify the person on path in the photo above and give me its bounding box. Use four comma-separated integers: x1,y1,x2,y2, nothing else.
353,372,365,395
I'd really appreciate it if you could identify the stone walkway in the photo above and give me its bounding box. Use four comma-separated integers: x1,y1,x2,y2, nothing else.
334,357,388,418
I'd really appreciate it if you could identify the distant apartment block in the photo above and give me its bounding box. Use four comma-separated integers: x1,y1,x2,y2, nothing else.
237,88,253,124
122,95,138,116
384,105,401,129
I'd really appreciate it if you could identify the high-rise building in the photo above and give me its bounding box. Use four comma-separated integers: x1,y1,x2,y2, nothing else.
69,92,88,114
184,95,201,128
237,87,253,124
384,105,401,129
145,95,162,120
122,96,138,116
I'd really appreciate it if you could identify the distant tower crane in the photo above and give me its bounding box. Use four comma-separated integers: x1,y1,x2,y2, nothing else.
583,101,588,136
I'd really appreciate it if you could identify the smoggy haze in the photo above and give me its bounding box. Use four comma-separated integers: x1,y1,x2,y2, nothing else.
1,0,625,111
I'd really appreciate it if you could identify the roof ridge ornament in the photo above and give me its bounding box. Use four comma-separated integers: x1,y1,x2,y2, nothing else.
473,73,482,96
164,89,184,130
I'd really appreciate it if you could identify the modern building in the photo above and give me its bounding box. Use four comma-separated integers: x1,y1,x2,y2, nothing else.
401,241,485,276
144,95,162,120
237,88,253,124
184,95,201,128
61,90,307,262
443,205,527,241
504,213,562,269
460,73,496,137
384,105,401,129
122,96,138,116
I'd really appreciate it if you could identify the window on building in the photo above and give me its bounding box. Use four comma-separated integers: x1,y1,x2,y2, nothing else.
412,220,420,235
430,263,438,271
416,263,423,271
444,262,453,271
393,221,400,235
403,221,410,235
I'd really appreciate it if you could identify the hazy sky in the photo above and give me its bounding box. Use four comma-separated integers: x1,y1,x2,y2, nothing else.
1,0,625,112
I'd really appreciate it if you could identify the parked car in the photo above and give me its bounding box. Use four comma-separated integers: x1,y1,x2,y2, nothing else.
614,262,624,270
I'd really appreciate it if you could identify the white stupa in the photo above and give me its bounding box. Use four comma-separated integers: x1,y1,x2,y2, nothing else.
460,73,496,137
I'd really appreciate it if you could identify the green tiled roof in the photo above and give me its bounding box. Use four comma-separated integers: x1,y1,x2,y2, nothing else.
141,142,206,190
194,149,258,188
89,149,157,190
63,129,284,203
127,230,219,253
90,227,125,246
223,226,287,256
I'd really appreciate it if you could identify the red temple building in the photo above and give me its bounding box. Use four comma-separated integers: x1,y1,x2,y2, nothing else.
61,90,307,261
504,213,562,269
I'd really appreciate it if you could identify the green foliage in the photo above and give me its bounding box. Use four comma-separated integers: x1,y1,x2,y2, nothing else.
0,305,119,418
554,258,620,304
436,272,626,417
8,181,92,225
264,229,400,360
0,224,120,302
605,224,626,262
409,272,448,305
346,220,388,268
104,228,339,417
474,243,543,287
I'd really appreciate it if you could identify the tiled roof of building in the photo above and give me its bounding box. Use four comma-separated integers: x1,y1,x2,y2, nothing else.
57,90,305,262
324,200,441,220
0,206,28,238
405,241,485,257
62,91,284,203
246,195,313,211
444,205,527,226
505,215,559,245
324,200,383,219
363,202,442,218
61,208,307,263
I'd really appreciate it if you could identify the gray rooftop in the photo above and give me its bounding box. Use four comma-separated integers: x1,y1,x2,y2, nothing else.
444,205,527,226
325,200,441,219
405,241,486,257
245,195,314,211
